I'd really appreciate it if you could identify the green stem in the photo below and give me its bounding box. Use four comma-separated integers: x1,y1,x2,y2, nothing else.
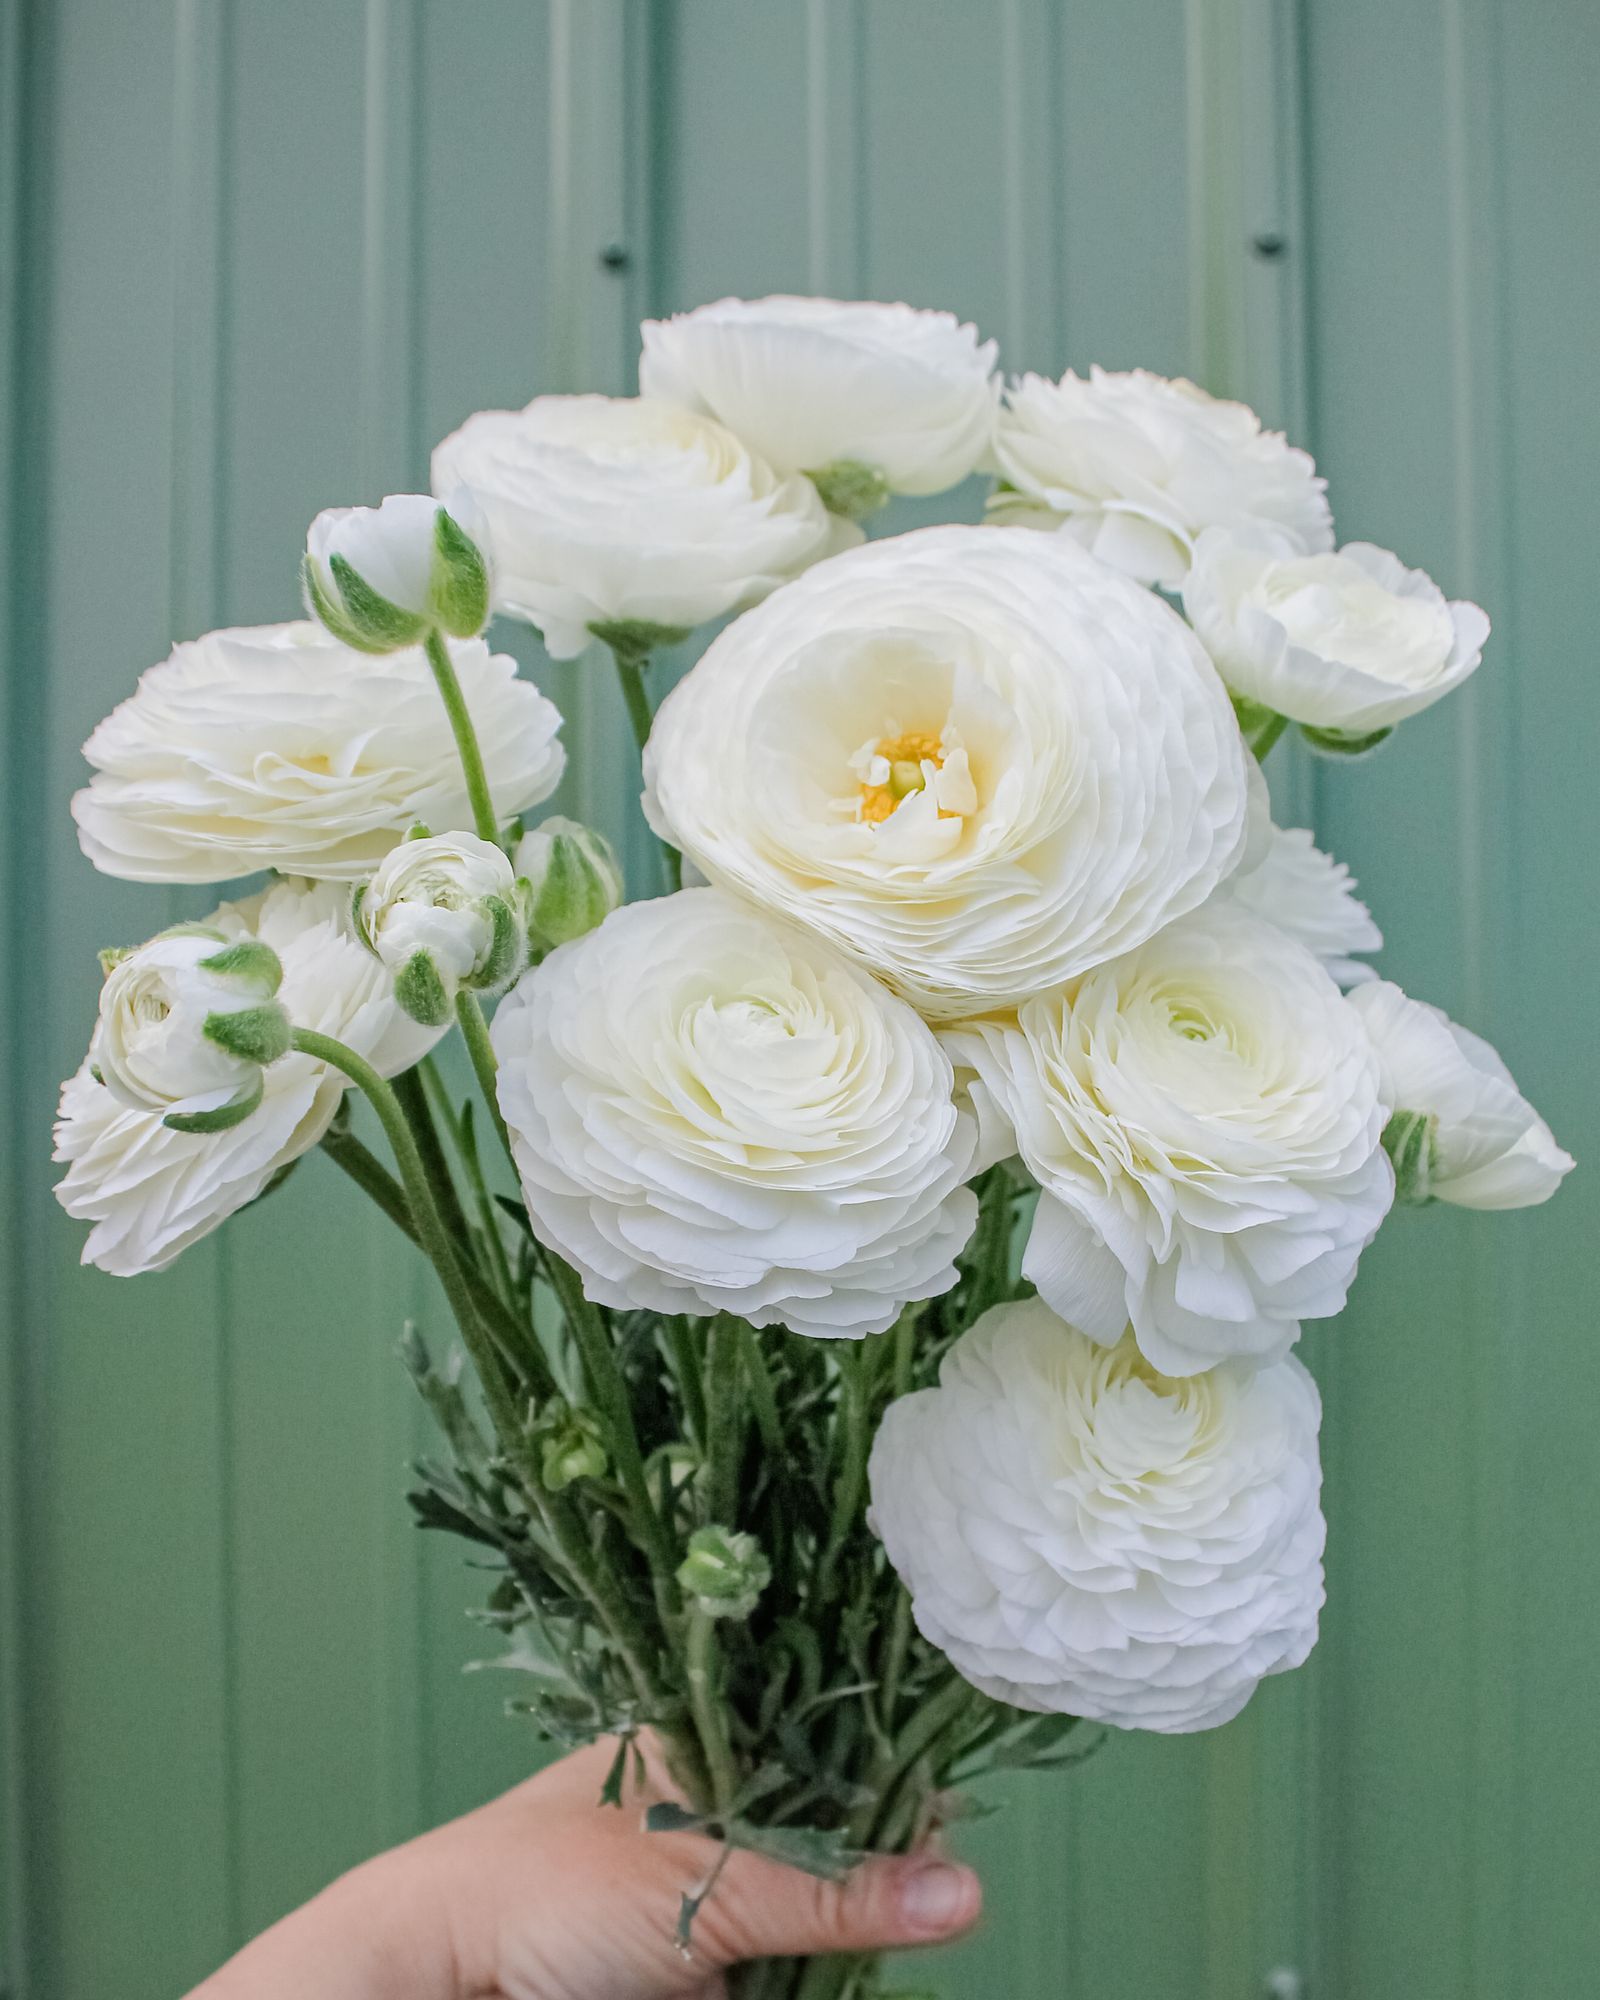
293,1030,519,1439
542,1250,681,1614
423,625,501,844
815,1346,868,1605
318,1121,543,1382
685,1610,740,1815
1250,710,1290,761
607,644,683,891
665,1316,708,1452
740,1323,783,1458
392,1063,470,1243
455,990,513,1165
704,1313,745,1529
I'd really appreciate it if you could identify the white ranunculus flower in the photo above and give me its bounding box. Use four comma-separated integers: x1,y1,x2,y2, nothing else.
430,395,844,660
991,367,1332,588
492,888,979,1338
357,830,522,1024
868,1297,1326,1734
55,880,443,1275
303,490,490,649
72,621,565,883
1183,529,1489,735
640,295,999,501
92,928,289,1128
1223,821,1382,986
946,900,1393,1375
1349,980,1573,1209
644,526,1251,1021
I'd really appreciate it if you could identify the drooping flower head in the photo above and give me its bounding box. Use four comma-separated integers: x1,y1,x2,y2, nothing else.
492,888,979,1338
645,525,1251,1021
869,1297,1326,1733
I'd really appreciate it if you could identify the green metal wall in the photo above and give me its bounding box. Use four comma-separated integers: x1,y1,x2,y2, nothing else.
2,4,1594,1996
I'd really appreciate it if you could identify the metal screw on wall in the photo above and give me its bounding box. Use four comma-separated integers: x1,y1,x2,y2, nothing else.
1263,1969,1305,1999
598,242,631,273
1251,232,1288,260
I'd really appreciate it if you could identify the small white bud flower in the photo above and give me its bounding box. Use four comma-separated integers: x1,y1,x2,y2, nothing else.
513,816,624,950
357,831,523,1025
302,491,492,653
676,1525,771,1620
91,928,290,1133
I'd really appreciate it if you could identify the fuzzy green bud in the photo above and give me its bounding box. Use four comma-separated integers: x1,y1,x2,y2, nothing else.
805,457,891,523
676,1525,771,1621
514,816,624,951
303,492,492,653
535,1399,609,1492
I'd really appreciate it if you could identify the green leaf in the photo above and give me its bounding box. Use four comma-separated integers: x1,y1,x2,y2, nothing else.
202,1001,291,1066
587,618,693,665
805,457,891,522
325,552,433,652
196,937,284,993
429,504,492,638
598,1732,631,1808
394,948,453,1027
162,1070,265,1134
1299,720,1394,758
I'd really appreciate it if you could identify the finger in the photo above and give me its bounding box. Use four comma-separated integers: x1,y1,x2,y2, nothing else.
695,1850,982,1968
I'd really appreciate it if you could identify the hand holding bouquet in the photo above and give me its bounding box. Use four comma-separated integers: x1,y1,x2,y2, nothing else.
57,297,1571,2000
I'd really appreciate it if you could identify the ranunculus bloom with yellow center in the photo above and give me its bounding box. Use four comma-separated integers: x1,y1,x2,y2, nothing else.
644,525,1252,1022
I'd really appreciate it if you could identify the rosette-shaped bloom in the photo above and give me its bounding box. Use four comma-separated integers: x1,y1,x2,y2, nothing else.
1223,821,1381,987
644,526,1251,1021
92,928,290,1131
492,889,979,1337
868,1297,1326,1733
640,295,999,503
72,621,565,883
1183,530,1488,737
991,368,1332,587
430,395,842,659
1350,980,1573,1209
946,901,1392,1375
55,879,442,1275
356,830,523,1025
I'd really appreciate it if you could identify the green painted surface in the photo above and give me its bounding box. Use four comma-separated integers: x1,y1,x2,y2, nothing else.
2,3,1594,1996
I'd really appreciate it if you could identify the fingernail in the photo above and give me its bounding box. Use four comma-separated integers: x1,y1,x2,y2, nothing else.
899,1860,977,1935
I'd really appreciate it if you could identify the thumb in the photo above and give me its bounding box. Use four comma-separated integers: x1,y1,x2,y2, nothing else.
698,1850,982,1968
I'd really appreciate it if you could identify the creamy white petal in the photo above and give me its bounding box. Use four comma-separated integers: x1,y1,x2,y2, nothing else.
432,395,842,658
946,899,1393,1373
641,296,999,495
54,879,444,1274
1350,980,1573,1209
492,888,979,1337
646,525,1251,1020
1222,821,1382,986
73,622,564,883
991,368,1331,586
1184,530,1488,732
869,1297,1326,1733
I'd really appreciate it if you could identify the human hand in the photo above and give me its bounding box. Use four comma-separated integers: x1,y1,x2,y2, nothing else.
191,1734,982,2000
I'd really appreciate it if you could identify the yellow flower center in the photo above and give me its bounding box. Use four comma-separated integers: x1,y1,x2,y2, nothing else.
858,731,947,825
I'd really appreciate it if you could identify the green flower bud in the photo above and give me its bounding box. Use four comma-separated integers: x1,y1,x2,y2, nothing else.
805,457,892,523
676,1525,771,1620
514,816,624,950
1382,1108,1439,1205
535,1399,609,1492
303,492,492,654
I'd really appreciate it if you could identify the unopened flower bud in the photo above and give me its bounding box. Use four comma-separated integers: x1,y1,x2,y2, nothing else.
91,928,289,1133
535,1399,609,1492
676,1525,770,1620
302,491,492,654
806,457,891,524
356,831,523,1026
514,816,623,950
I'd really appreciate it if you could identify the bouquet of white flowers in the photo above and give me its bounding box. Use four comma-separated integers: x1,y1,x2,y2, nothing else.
56,296,1572,2000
